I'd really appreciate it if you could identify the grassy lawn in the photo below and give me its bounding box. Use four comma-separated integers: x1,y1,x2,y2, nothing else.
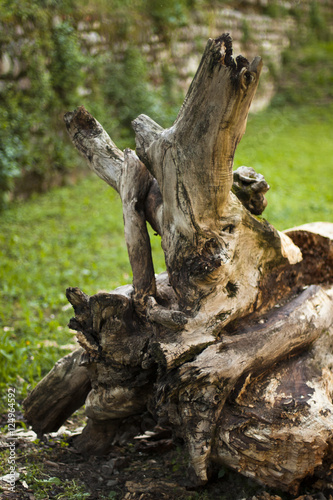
235,104,333,229
0,172,165,406
0,102,332,407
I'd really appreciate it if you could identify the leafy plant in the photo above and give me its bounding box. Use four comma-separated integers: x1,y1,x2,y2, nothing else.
50,21,85,105
144,0,189,37
308,0,330,41
104,45,182,147
0,0,93,208
271,41,333,107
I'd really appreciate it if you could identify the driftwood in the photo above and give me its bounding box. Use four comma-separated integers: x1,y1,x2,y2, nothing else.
23,348,91,437
23,34,333,494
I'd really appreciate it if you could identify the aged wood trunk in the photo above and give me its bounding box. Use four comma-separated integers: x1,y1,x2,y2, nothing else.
23,34,333,493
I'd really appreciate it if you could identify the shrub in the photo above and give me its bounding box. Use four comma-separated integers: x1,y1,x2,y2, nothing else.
0,0,88,208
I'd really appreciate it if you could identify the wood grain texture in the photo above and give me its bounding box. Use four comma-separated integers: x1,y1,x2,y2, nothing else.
24,34,333,493
23,349,91,436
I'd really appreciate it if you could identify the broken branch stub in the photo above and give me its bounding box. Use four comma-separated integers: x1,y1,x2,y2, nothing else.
23,33,333,494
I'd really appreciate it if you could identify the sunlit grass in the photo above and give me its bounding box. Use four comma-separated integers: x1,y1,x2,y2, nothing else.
235,103,333,230
0,102,332,406
0,176,165,404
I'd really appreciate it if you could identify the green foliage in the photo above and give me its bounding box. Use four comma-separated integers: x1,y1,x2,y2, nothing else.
308,0,331,41
104,46,182,147
144,0,189,35
0,0,89,208
263,1,289,19
105,47,160,144
241,19,252,44
50,21,85,105
79,0,193,35
0,120,22,205
268,3,332,108
0,0,190,207
23,463,90,499
272,41,333,107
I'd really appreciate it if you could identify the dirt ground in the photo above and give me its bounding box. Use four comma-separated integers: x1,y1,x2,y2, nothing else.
0,408,332,500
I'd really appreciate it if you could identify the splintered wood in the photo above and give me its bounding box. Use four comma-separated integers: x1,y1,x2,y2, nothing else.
24,34,333,493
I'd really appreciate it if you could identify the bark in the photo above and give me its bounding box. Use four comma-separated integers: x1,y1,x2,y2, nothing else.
63,107,163,236
130,36,276,314
214,323,333,494
24,33,333,494
23,349,91,437
156,284,333,485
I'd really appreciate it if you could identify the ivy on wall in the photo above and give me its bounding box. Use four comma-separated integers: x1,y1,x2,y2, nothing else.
0,0,87,207
0,0,331,209
0,0,193,208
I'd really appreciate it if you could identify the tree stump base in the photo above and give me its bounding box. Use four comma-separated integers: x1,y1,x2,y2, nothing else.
23,32,333,494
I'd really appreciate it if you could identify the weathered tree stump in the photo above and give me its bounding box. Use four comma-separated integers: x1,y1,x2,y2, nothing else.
23,34,333,494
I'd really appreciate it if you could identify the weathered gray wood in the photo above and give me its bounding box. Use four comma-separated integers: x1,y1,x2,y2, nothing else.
120,148,156,313
214,322,333,494
64,106,124,192
213,291,333,493
23,348,91,436
131,35,300,318
23,33,333,495
64,106,163,236
155,284,333,485
232,166,270,215
132,35,263,231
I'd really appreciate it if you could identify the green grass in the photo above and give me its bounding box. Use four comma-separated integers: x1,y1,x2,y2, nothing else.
235,103,333,229
0,102,332,409
0,178,165,406
0,440,91,499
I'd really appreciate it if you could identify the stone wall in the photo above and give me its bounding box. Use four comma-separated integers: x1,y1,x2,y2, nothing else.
0,0,332,201
1,1,332,111
74,0,333,111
